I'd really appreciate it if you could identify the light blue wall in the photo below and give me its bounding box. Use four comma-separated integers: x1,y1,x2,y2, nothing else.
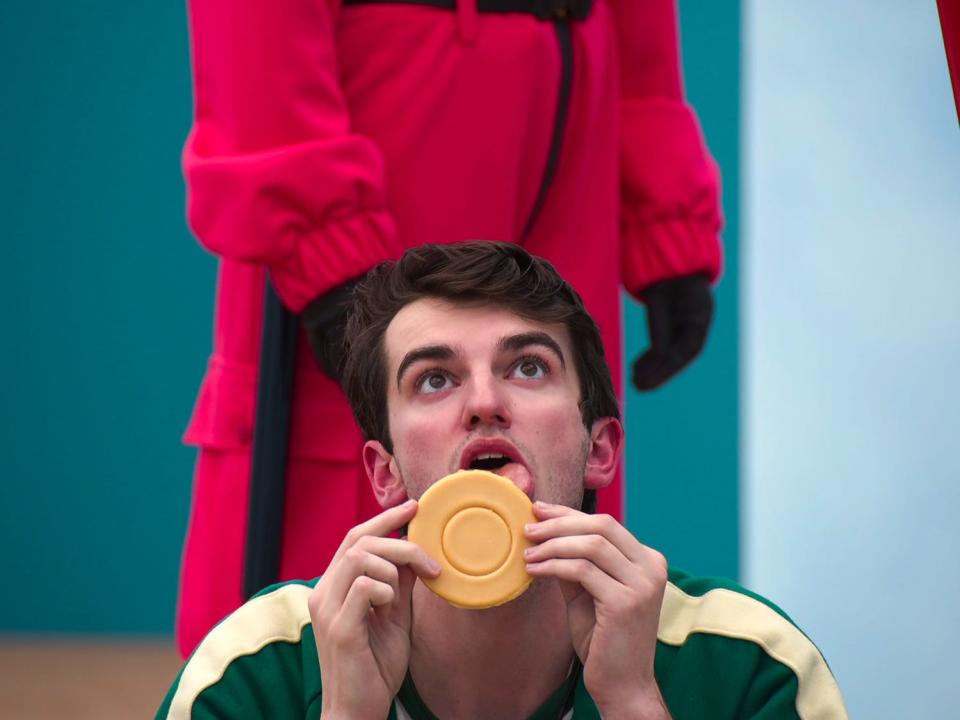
743,2,960,717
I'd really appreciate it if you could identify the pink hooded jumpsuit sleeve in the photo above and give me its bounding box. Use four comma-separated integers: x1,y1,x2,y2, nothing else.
176,0,722,657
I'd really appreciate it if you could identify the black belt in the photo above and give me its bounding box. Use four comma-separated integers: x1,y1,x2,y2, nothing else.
341,0,594,22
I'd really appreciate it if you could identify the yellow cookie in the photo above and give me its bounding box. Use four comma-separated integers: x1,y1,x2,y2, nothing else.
409,469,535,609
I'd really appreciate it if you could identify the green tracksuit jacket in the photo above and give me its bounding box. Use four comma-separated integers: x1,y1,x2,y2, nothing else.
157,568,847,719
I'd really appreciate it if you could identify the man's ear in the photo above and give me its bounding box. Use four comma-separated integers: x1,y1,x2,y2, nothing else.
583,417,624,490
363,440,409,509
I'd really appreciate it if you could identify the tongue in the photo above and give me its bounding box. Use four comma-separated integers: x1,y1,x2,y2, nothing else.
492,463,533,499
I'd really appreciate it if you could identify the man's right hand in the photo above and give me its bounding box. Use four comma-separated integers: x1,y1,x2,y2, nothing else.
308,500,440,719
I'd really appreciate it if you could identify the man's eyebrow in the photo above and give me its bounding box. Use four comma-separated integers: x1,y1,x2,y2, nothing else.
396,345,456,388
499,332,566,369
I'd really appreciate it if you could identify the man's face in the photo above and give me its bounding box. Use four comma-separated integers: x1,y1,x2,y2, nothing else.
370,298,598,507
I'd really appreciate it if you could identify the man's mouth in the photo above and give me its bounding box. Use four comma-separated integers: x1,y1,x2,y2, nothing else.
459,442,533,498
468,453,513,472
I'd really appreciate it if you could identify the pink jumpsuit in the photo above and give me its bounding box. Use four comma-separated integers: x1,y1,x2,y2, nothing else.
177,0,722,657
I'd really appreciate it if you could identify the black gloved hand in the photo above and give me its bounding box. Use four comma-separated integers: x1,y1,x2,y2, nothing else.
632,273,714,391
301,276,363,383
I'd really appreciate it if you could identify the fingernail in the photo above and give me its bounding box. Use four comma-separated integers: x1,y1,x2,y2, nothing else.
523,547,533,557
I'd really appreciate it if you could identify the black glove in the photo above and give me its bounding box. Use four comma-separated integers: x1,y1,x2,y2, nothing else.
301,277,363,383
632,273,714,391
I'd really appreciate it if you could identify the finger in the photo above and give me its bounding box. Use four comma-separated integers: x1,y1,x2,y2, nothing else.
527,505,644,564
528,556,666,635
323,537,440,607
530,516,659,577
339,575,396,628
527,506,669,598
353,535,442,580
525,556,628,606
331,500,420,563
523,534,638,587
358,552,401,598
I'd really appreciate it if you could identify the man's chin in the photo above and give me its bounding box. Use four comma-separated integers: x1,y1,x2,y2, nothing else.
466,576,558,614
514,577,564,607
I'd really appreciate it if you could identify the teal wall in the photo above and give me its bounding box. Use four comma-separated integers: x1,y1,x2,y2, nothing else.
0,3,738,633
624,3,740,581
0,2,212,633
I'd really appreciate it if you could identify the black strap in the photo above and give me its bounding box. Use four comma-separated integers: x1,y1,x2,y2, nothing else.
244,280,299,599
341,0,594,21
520,20,573,240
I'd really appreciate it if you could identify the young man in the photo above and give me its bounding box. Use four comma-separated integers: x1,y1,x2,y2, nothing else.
158,243,846,719
176,0,724,657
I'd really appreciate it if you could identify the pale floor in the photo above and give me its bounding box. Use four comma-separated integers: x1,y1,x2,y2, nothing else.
0,638,183,719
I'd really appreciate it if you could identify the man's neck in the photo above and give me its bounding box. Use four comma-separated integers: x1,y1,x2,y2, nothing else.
408,579,577,720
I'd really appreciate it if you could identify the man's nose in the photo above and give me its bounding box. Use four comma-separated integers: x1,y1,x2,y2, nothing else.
461,374,511,430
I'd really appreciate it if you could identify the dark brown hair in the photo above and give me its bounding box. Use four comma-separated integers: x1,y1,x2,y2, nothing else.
342,241,620,456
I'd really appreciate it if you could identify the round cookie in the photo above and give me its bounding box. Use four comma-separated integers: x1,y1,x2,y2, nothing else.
409,469,535,609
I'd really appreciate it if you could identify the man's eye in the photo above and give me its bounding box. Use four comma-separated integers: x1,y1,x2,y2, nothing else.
511,358,548,380
417,371,453,394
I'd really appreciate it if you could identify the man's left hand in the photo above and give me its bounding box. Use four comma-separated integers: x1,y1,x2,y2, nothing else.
524,503,672,720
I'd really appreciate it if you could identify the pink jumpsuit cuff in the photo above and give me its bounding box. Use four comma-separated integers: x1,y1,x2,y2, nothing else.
621,215,723,295
619,97,723,294
184,133,401,311
268,208,398,312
